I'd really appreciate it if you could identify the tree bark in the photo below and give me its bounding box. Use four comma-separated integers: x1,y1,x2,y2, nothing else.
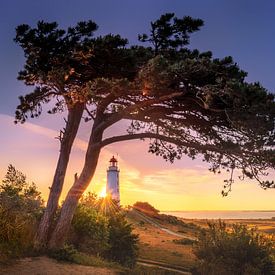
34,103,84,249
48,130,102,249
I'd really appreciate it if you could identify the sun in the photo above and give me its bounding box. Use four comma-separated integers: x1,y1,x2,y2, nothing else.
99,186,107,198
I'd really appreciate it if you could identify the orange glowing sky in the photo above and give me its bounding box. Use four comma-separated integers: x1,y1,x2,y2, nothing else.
0,113,274,211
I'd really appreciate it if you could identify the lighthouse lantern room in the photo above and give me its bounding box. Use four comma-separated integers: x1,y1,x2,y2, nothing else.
106,156,120,204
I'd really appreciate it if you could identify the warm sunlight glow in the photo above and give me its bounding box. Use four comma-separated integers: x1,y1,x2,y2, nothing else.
99,186,107,198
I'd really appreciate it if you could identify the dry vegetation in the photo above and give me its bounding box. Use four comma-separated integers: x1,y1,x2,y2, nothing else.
181,218,275,234
127,204,275,272
127,209,197,269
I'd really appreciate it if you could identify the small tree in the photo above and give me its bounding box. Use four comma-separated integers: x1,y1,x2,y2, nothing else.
193,221,274,275
106,213,139,267
70,193,138,266
71,203,109,255
0,165,43,261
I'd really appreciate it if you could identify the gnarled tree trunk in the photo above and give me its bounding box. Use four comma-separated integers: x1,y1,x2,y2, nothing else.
48,131,102,249
34,103,84,249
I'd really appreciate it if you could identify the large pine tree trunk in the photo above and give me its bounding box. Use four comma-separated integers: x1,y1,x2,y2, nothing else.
34,103,84,249
48,142,101,249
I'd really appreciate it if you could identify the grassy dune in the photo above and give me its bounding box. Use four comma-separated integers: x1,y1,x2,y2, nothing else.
127,209,197,269
127,208,275,270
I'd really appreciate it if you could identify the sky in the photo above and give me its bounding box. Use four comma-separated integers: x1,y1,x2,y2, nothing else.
0,0,275,210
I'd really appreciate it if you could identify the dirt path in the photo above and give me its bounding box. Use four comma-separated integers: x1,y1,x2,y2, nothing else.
137,259,192,274
133,209,197,240
0,257,116,275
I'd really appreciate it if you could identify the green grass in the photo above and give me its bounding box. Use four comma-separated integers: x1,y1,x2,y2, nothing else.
48,245,123,271
72,252,121,269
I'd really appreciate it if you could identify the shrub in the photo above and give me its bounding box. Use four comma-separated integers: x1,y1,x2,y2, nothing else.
106,212,139,267
49,244,78,262
71,203,109,255
173,238,197,245
133,201,159,217
71,193,139,267
0,165,43,262
49,245,123,270
193,220,274,275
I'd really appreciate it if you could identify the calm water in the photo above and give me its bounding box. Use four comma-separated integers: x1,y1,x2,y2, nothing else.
162,211,275,220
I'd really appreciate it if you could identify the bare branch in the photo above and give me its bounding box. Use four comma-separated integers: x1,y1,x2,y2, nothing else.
94,91,183,133
85,106,95,120
97,132,241,157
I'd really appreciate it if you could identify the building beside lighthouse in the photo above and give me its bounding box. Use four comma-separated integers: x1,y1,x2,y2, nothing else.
106,156,120,204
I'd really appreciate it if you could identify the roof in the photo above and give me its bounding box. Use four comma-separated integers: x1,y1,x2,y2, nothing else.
110,156,118,162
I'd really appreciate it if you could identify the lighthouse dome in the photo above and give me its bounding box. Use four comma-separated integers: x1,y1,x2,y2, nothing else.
110,156,117,162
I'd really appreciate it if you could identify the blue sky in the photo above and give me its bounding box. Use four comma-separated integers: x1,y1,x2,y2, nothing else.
1,0,275,115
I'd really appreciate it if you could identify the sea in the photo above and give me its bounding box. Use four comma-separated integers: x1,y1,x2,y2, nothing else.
162,211,275,220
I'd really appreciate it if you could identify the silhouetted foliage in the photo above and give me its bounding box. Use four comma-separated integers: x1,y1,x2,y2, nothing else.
133,201,160,216
14,20,150,123
106,212,139,267
173,238,197,245
70,193,138,267
139,12,203,53
0,165,43,261
193,221,275,275
49,244,78,262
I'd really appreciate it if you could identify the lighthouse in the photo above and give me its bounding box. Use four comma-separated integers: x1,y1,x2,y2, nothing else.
106,156,120,204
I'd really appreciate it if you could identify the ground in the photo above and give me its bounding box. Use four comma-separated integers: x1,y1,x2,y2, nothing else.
127,209,197,270
1,211,274,274
0,257,116,275
0,257,190,275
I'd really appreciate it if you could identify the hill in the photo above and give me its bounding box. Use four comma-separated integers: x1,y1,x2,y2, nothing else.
126,207,200,272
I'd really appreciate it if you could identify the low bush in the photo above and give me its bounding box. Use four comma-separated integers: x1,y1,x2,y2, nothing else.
185,222,199,229
49,245,122,269
49,244,78,262
71,204,109,255
70,193,139,267
193,220,275,275
133,201,159,217
173,238,197,245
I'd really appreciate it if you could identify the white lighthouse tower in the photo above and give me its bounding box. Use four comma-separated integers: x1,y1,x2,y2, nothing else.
106,156,120,204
